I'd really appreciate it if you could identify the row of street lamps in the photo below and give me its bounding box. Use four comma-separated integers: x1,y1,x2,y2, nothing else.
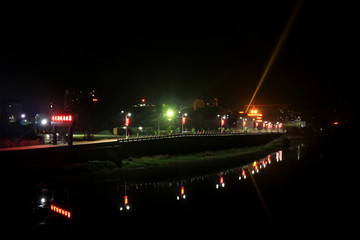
120,109,235,137
121,109,189,136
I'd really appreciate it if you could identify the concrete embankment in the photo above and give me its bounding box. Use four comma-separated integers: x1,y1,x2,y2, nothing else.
1,133,283,165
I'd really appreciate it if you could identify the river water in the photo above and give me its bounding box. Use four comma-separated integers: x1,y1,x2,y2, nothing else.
3,136,356,234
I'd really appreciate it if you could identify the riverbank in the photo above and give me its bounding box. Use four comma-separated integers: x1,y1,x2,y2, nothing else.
38,135,289,186
2,135,289,188
122,135,288,169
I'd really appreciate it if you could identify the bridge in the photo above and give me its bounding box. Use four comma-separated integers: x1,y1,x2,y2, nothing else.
0,132,283,165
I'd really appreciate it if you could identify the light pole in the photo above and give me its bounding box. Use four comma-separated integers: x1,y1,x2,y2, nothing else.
217,114,226,134
166,109,174,135
121,111,131,138
181,113,187,134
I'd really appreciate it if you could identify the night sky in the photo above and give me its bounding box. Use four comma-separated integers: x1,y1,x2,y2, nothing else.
0,1,356,114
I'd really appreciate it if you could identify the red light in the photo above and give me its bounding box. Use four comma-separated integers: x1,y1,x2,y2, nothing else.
221,119,225,126
220,176,224,184
50,204,71,219
243,121,246,127
181,186,185,195
333,121,339,125
125,117,130,127
124,195,128,205
92,98,98,102
141,98,145,103
51,114,73,122
182,117,186,125
242,169,246,177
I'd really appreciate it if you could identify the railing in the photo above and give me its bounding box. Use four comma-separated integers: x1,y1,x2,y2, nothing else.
116,131,284,143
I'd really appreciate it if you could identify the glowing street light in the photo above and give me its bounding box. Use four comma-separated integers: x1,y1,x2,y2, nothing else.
121,111,131,138
181,113,187,134
166,109,174,120
41,119,48,125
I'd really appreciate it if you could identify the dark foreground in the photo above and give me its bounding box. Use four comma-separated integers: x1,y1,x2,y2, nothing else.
1,127,357,235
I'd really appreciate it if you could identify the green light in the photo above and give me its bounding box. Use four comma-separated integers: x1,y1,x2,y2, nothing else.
166,110,174,118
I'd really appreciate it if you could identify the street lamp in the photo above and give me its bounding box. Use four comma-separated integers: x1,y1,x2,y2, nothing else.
217,114,226,134
166,110,174,120
181,113,187,134
121,111,131,138
166,109,175,134
41,119,48,125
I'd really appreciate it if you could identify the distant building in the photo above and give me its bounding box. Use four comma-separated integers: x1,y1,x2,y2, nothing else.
194,97,218,111
131,98,156,111
130,98,156,128
0,100,23,123
194,99,205,111
64,89,98,111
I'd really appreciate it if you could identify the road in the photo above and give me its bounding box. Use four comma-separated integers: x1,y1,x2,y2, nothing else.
0,132,283,152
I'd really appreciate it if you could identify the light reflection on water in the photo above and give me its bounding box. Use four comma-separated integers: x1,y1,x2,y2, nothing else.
113,150,284,215
32,147,301,228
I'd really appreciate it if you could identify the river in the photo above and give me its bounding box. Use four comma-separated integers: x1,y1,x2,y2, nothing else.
2,131,356,235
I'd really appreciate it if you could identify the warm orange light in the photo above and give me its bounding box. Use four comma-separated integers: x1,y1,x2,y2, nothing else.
247,113,262,117
181,186,185,195
221,119,225,126
141,98,145,103
333,122,339,125
182,117,186,125
124,195,128,205
92,98,98,102
125,117,130,127
50,204,71,218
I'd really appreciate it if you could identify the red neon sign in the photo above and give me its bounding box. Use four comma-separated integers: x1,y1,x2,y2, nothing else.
182,117,186,125
125,117,130,127
51,115,73,122
50,204,71,218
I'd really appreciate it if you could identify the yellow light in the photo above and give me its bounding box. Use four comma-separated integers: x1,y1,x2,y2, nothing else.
245,0,303,113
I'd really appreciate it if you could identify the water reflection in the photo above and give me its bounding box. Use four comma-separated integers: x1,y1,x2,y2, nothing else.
114,150,284,213
216,175,225,189
119,183,130,211
176,181,186,200
32,149,287,226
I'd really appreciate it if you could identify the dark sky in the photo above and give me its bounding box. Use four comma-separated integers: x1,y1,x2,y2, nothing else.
0,1,356,114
